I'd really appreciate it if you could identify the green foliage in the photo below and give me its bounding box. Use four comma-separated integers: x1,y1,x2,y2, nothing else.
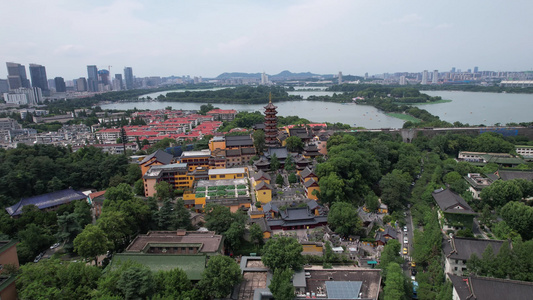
365,190,380,212
250,223,264,246
198,255,242,299
481,179,524,208
379,239,403,275
117,266,155,300
327,202,362,237
284,153,295,171
412,210,442,265
74,224,112,263
261,236,304,271
155,181,173,201
164,85,300,104
276,174,284,185
379,169,412,211
500,201,533,240
270,153,280,171
158,199,175,230
174,199,192,230
288,172,297,184
252,129,265,153
285,136,304,152
383,262,408,300
17,259,101,300
17,223,55,263
269,268,295,300
153,268,193,299
133,179,145,196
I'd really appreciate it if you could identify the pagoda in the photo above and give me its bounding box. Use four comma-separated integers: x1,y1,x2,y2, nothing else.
264,93,279,148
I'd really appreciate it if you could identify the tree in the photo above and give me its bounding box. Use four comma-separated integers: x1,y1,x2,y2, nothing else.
17,259,101,300
56,211,83,252
252,129,265,153
153,268,193,299
17,223,54,263
116,266,155,300
158,199,175,230
198,255,242,299
262,236,304,271
285,136,304,152
204,204,236,234
74,200,92,228
199,103,215,115
225,221,245,251
249,223,264,246
276,174,284,186
481,180,522,208
270,153,280,171
74,224,112,264
269,268,294,300
288,172,297,184
155,181,173,201
379,169,412,211
318,172,345,205
379,239,403,276
383,262,408,300
327,202,362,237
174,199,192,230
105,183,135,202
500,201,533,240
284,153,295,171
97,211,132,251
365,190,380,212
134,179,145,196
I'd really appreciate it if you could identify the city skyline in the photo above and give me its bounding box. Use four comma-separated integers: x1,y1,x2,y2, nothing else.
1,0,532,79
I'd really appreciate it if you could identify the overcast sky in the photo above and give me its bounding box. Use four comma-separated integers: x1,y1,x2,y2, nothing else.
2,0,532,80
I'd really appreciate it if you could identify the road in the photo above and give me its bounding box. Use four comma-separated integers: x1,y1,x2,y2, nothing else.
401,208,416,278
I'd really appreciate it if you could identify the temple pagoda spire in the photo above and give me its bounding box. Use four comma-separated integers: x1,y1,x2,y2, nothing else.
264,92,279,148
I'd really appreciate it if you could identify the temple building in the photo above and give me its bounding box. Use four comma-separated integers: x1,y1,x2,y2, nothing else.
264,93,279,149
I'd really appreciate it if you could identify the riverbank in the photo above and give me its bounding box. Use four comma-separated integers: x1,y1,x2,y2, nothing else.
394,99,452,105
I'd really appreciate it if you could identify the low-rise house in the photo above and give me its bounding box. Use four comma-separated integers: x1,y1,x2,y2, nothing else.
464,173,493,199
448,273,533,300
138,149,173,176
515,145,533,161
0,240,20,300
442,236,505,276
487,169,533,181
375,226,397,246
267,201,327,230
432,188,477,232
5,189,87,217
255,181,273,204
458,151,525,168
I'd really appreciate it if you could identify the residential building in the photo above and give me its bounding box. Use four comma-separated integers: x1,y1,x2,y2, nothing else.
5,189,87,217
143,163,191,197
516,145,533,161
178,150,211,171
448,274,533,300
76,77,88,92
432,188,477,231
255,181,272,204
206,109,237,122
29,64,48,91
422,70,428,85
458,151,525,168
443,236,505,276
375,226,397,246
432,70,439,84
138,149,174,176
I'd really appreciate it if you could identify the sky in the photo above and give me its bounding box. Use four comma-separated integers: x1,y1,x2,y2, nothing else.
1,0,533,80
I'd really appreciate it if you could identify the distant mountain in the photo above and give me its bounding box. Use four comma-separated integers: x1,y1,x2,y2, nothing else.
215,72,262,79
215,70,332,80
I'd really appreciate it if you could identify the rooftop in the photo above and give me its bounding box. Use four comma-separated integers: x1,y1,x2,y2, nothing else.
448,273,533,300
138,149,173,165
143,163,188,178
432,188,476,215
208,167,246,176
443,236,505,260
6,189,87,216
126,230,223,254
180,150,211,157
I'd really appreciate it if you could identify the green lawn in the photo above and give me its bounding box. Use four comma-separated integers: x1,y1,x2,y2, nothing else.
386,113,422,123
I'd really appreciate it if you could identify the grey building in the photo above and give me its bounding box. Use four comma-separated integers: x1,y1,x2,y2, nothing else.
124,67,134,90
87,65,98,92
76,77,88,92
6,62,31,89
54,77,66,93
29,64,49,91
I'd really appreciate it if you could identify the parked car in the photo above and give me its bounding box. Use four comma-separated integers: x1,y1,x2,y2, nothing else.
411,268,417,276
50,242,60,249
403,226,408,232
403,247,408,255
404,237,408,244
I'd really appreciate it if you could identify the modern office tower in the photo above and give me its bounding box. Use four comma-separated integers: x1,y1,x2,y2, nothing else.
29,64,48,91
54,77,66,92
113,74,123,90
421,70,428,85
0,79,8,93
261,72,268,85
48,79,56,90
124,67,133,90
338,71,343,84
6,62,31,89
399,75,406,85
364,72,368,80
87,65,98,92
432,70,438,84
474,66,479,73
76,77,88,92
451,67,456,73
98,69,110,86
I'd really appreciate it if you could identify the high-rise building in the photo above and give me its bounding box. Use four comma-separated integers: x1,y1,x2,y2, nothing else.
338,71,343,84
399,75,406,85
421,70,428,85
261,72,269,85
124,67,134,90
473,66,478,73
98,69,110,86
0,79,8,93
48,79,56,90
29,64,48,91
87,65,98,92
54,77,66,92
6,62,30,89
451,67,456,73
113,74,123,91
432,70,438,84
76,77,88,92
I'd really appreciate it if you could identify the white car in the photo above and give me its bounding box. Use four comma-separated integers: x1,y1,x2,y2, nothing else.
404,237,408,244
403,226,408,232
50,242,60,249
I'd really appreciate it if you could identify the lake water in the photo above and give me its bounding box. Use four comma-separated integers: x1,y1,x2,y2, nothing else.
420,91,533,125
100,88,533,128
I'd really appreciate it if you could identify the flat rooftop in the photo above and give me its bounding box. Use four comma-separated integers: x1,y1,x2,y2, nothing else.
126,230,223,254
305,269,381,300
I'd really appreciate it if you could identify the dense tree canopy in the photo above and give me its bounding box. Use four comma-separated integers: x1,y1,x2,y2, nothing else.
198,255,242,299
327,202,362,237
262,236,304,271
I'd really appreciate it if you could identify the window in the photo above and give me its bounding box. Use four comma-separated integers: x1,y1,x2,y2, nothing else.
454,267,458,271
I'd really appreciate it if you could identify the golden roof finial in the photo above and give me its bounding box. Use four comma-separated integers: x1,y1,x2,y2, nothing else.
269,92,272,103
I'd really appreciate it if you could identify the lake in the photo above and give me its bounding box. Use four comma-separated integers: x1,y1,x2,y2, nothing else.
100,89,533,128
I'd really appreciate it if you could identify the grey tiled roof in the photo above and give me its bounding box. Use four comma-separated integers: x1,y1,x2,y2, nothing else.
432,189,476,215
6,189,86,216
448,273,533,300
442,236,505,260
